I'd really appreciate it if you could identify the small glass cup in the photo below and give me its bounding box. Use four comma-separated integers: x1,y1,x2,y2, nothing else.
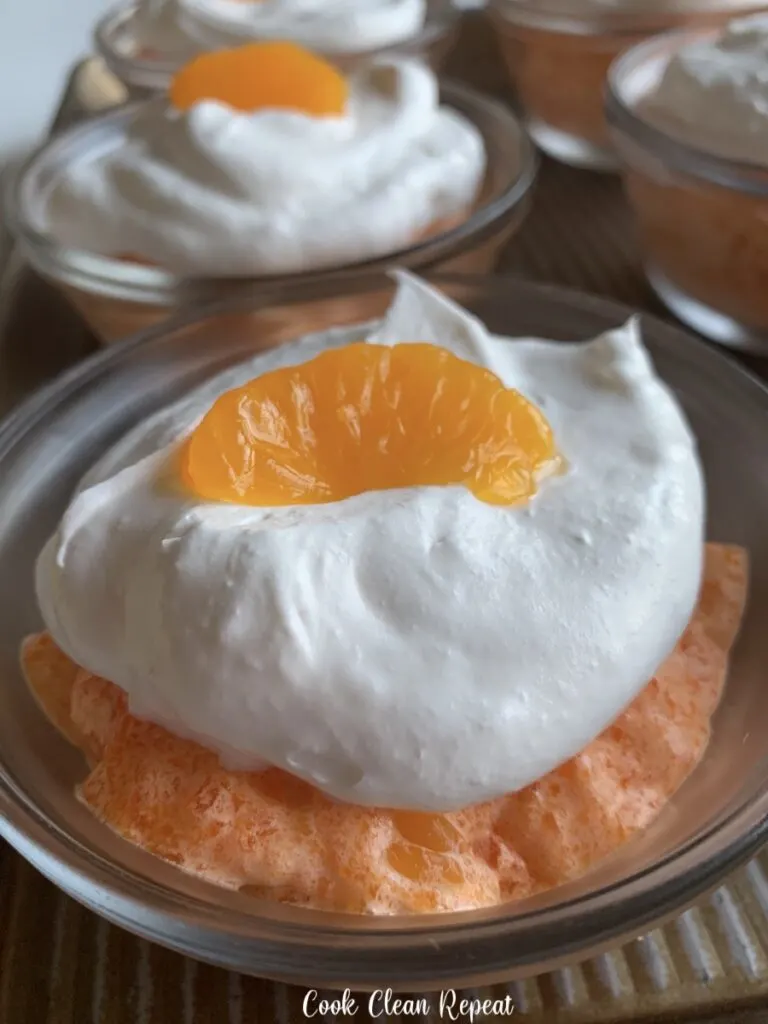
5,82,537,346
94,0,462,96
2,274,768,987
489,0,767,171
606,27,768,355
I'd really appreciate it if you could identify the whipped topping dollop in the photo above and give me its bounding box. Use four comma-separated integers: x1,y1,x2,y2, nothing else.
133,0,426,56
36,274,705,811
46,60,485,276
639,15,768,165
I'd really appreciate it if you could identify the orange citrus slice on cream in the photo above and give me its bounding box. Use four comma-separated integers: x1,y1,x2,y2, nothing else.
170,42,348,116
181,342,557,507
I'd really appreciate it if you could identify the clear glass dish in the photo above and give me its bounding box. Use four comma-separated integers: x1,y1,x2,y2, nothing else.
94,0,462,95
0,273,767,988
4,83,534,347
606,27,768,356
489,0,766,171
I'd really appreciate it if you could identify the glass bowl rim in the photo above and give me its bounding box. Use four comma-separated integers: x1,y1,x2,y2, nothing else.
4,81,536,308
2,273,768,984
605,25,768,195
94,0,462,90
489,0,768,37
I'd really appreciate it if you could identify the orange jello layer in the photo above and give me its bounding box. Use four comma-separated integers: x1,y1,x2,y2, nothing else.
21,543,747,914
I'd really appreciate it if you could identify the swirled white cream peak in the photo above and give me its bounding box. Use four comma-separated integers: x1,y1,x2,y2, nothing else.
134,0,427,56
36,272,704,811
640,15,768,166
46,57,485,276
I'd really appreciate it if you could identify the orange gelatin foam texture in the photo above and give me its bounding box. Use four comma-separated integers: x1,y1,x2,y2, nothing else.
181,342,557,507
170,42,348,116
21,544,747,913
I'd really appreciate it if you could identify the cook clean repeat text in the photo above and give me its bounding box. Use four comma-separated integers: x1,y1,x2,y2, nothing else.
302,988,515,1021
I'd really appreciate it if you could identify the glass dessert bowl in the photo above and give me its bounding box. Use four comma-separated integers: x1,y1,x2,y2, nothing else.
606,16,768,353
95,0,461,95
1,273,767,987
6,46,534,346
489,0,768,170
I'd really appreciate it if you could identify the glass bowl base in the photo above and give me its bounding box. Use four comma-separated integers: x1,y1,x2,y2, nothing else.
648,266,768,358
527,118,618,172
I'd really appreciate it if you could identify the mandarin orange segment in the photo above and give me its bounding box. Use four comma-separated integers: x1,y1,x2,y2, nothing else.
169,42,348,116
19,543,749,912
181,342,557,508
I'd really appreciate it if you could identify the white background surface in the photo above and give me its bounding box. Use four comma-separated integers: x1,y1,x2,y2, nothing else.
0,0,109,164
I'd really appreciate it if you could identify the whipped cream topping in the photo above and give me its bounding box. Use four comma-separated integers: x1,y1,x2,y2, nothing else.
133,0,426,57
36,274,704,811
45,60,485,277
637,15,768,165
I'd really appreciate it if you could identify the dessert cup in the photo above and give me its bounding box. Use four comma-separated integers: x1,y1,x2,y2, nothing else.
1,276,767,985
6,82,535,346
95,0,461,96
606,28,768,354
489,0,767,171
